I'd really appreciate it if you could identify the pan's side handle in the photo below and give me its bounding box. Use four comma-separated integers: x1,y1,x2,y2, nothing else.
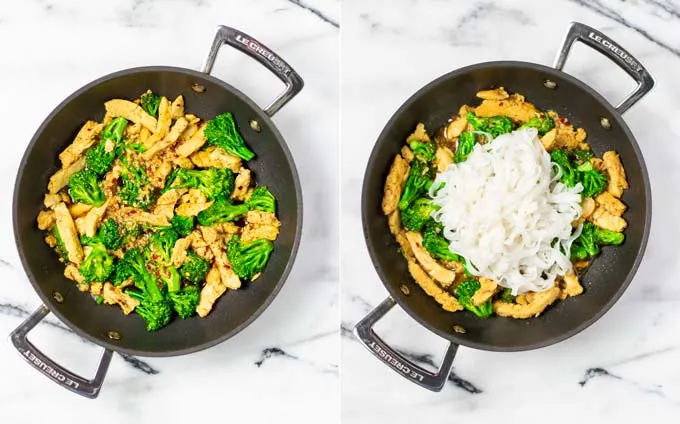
553,22,654,114
201,25,304,117
10,305,113,399
353,297,459,392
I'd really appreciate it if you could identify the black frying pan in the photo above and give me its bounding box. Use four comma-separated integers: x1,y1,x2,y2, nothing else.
10,26,304,398
355,22,654,391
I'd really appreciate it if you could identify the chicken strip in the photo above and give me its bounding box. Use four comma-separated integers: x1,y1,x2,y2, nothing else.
445,114,468,139
407,261,462,312
59,121,102,168
176,123,207,158
153,188,187,220
472,277,498,306
493,286,561,319
64,264,85,284
68,202,94,218
102,283,139,315
170,95,184,119
476,87,509,100
142,117,189,160
560,271,583,299
189,146,241,172
175,189,213,217
381,154,409,215
405,231,456,287
406,123,431,143
54,202,83,264
241,211,281,243
435,146,453,173
37,210,55,230
155,97,172,138
48,156,86,194
196,266,227,317
595,192,626,216
171,234,193,267
591,207,627,232
104,99,157,131
231,168,251,202
80,200,109,237
475,94,538,124
602,151,629,198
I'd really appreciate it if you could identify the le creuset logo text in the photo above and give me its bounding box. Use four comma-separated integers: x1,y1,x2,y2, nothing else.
22,349,80,389
368,341,424,382
587,32,643,73
234,34,291,76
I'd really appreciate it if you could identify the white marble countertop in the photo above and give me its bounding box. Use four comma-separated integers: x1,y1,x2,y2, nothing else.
0,0,339,422
341,0,680,422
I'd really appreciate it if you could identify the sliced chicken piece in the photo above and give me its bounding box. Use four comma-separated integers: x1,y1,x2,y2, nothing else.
189,146,242,172
196,266,227,318
445,114,468,139
208,241,241,290
400,146,414,162
176,124,207,158
395,231,414,261
117,206,170,227
435,146,453,172
406,123,430,143
155,97,172,138
68,202,94,218
591,208,627,232
104,99,157,131
48,156,86,194
64,264,85,284
602,151,628,198
125,122,141,137
540,128,557,151
102,283,139,315
184,113,200,125
560,271,583,299
89,282,103,296
178,123,198,142
153,188,187,220
241,211,281,243
387,210,401,235
37,210,56,230
493,286,561,319
44,193,62,208
54,202,83,264
407,261,462,312
476,87,509,100
581,197,596,219
595,192,626,216
175,189,213,217
170,95,184,119
475,94,538,124
80,200,109,237
472,277,498,306
405,231,456,287
381,154,409,215
171,234,193,267
231,168,251,201
142,117,189,159
59,121,103,168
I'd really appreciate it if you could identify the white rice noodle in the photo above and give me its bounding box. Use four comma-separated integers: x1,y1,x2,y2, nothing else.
429,128,583,295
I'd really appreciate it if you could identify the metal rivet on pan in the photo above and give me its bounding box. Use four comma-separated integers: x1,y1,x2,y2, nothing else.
399,284,410,296
52,291,64,303
107,331,122,341
250,120,261,132
191,83,206,93
544,79,557,89
452,325,467,334
600,117,612,130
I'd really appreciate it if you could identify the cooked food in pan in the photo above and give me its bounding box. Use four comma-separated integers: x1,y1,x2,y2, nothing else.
36,90,281,331
383,87,628,319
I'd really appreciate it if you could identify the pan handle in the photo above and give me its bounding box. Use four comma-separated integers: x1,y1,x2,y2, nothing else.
10,305,113,399
201,25,304,117
553,22,654,114
353,297,459,392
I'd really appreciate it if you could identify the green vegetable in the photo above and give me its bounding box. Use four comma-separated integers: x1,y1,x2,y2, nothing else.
167,285,199,319
149,228,179,263
576,161,607,198
519,114,554,135
551,149,607,197
455,279,493,319
550,149,578,187
111,247,137,285
124,247,173,331
118,158,156,210
409,140,436,162
454,131,476,163
53,227,69,262
179,251,210,284
163,167,235,200
571,222,624,261
467,112,513,138
140,92,161,117
68,169,105,206
87,117,127,175
227,235,274,280
401,198,439,232
82,218,122,250
204,112,255,161
78,242,114,284
247,186,276,213
421,220,457,261
499,288,514,303
572,149,594,164
171,215,195,237
95,295,104,304
196,196,249,227
397,159,435,210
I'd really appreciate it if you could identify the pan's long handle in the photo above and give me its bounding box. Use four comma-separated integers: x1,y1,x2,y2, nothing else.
10,305,113,399
201,25,304,117
553,22,654,114
353,297,459,392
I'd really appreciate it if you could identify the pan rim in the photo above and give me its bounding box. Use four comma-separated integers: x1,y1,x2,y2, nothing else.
13,65,304,357
361,60,652,352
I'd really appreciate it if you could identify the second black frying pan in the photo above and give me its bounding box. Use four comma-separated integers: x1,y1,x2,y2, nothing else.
11,26,303,398
355,22,654,391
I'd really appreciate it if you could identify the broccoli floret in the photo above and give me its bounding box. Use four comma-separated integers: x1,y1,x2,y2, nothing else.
87,117,127,176
78,243,114,284
572,149,594,164
499,288,514,303
409,140,436,162
454,131,476,163
576,161,607,197
519,114,554,135
455,279,493,318
118,158,156,210
163,167,234,200
421,220,457,261
111,248,135,284
197,196,249,226
179,251,210,284
246,186,276,213
227,235,274,280
52,227,69,262
92,218,122,250
171,215,195,237
401,198,439,232
550,149,578,187
571,222,624,260
122,247,172,331
397,159,435,210
68,169,105,206
149,228,179,262
204,112,255,161
167,285,199,319
140,92,161,117
467,112,513,138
